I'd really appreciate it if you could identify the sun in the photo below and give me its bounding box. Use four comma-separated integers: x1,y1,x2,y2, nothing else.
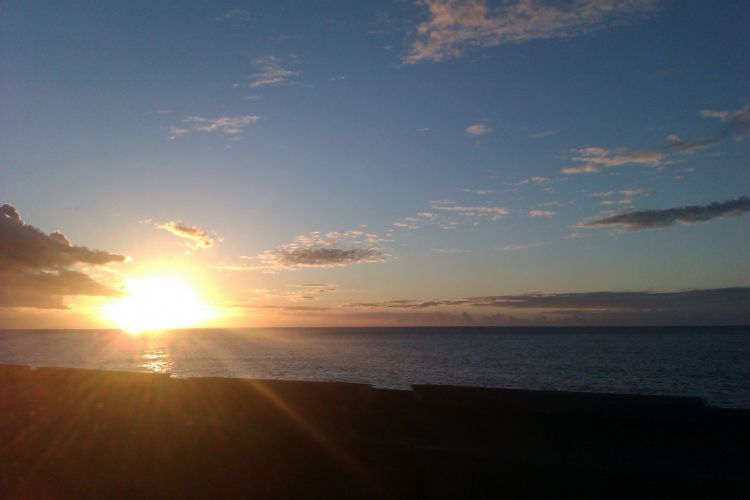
102,275,215,333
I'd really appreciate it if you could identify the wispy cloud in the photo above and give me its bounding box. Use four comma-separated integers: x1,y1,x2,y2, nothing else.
562,146,663,174
214,8,252,24
700,103,750,141
431,200,508,219
404,0,658,64
465,123,492,136
563,104,750,174
169,115,260,139
146,220,220,250
579,196,750,230
501,242,548,252
248,55,299,88
531,129,559,138
528,210,556,217
462,188,495,195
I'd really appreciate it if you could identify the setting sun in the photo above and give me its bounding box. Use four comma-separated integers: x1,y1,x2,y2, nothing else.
102,276,215,333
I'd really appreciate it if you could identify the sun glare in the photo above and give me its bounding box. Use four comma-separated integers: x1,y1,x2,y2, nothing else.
102,276,215,333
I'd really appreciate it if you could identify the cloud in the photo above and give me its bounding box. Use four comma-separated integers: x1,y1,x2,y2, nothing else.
562,146,663,174
501,242,548,252
580,196,750,230
226,230,386,272
214,8,252,23
462,188,495,195
562,104,750,174
529,210,556,217
599,197,634,206
405,0,658,64
431,200,508,219
0,204,125,309
248,55,300,88
465,123,492,136
186,115,260,134
148,220,220,250
259,247,383,268
344,287,750,325
699,104,750,141
531,129,559,138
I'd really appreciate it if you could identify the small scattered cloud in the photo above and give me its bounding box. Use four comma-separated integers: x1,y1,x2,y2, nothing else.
599,197,634,206
465,123,492,136
404,0,658,64
501,242,548,252
169,115,260,139
462,188,495,195
416,127,431,133
214,8,252,24
579,196,750,230
562,146,663,174
431,200,508,219
146,220,221,250
529,210,556,217
531,129,559,138
167,127,190,140
248,55,300,88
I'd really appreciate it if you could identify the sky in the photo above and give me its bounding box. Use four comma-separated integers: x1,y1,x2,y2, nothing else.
1,0,749,328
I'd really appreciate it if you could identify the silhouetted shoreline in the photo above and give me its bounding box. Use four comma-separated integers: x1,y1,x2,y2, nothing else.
1,364,748,498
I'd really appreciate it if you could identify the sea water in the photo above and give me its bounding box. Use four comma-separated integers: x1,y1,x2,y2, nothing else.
0,326,748,408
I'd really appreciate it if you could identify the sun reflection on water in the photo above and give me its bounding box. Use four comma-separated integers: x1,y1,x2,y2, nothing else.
138,346,173,374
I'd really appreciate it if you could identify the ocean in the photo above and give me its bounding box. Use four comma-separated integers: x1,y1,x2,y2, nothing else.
1,326,748,408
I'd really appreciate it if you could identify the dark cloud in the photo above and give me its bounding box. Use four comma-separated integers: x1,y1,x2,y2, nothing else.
1,204,126,268
226,230,387,272
0,204,125,309
264,247,384,268
580,196,750,230
345,288,750,325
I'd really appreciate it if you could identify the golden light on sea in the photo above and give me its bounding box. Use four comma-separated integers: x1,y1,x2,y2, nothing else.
102,275,216,334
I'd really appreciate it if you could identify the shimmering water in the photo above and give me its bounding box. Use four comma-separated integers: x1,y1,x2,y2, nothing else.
1,327,748,408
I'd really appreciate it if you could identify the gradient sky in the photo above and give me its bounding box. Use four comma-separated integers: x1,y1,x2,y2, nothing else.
1,0,749,328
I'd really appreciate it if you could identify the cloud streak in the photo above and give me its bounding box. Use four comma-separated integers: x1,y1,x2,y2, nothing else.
405,0,658,64
562,104,750,174
580,196,750,230
169,115,260,139
345,287,750,325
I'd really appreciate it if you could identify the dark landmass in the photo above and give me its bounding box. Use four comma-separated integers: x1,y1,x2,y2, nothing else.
1,365,748,499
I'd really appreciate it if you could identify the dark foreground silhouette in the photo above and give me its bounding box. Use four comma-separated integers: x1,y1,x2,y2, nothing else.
1,365,748,499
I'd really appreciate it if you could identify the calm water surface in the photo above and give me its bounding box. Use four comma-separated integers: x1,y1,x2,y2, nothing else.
0,326,748,408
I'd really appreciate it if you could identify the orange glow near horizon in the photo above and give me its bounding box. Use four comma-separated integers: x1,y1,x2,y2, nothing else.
101,275,216,334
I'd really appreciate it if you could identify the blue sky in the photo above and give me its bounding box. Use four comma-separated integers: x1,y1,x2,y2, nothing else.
1,0,748,327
